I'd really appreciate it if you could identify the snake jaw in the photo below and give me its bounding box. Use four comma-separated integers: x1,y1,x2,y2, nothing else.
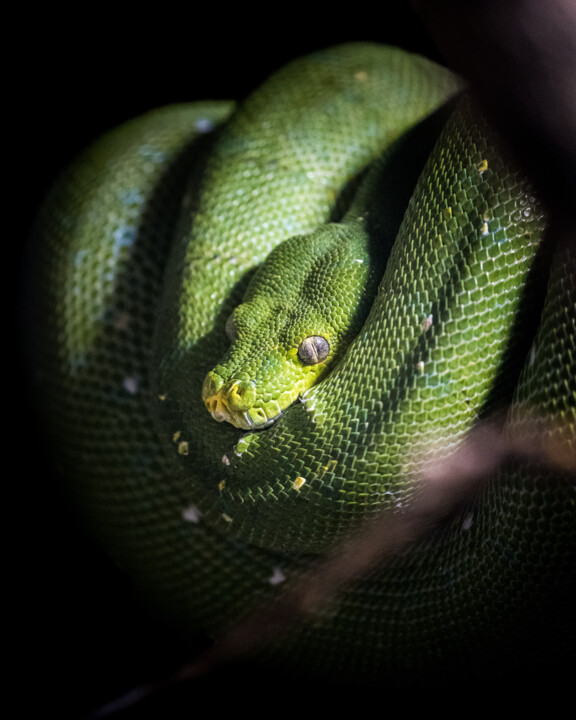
202,367,306,429
202,371,278,429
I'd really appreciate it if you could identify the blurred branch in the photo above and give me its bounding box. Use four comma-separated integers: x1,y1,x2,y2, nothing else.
89,415,575,717
184,416,575,668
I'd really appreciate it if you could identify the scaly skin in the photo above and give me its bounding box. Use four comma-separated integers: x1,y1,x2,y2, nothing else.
201,106,452,429
27,44,575,684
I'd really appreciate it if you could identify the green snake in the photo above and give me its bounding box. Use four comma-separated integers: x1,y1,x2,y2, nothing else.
27,43,575,683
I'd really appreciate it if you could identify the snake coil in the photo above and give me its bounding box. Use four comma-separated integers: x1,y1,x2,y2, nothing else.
27,44,575,683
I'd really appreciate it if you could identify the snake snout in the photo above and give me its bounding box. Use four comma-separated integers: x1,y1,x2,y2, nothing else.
224,378,257,410
202,371,262,428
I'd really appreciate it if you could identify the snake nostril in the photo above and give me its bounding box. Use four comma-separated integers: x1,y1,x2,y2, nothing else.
225,379,256,411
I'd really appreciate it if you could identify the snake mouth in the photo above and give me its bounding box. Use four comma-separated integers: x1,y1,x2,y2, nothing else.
203,393,279,430
202,372,281,429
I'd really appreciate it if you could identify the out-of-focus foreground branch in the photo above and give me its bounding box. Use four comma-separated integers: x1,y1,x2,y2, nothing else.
90,414,575,717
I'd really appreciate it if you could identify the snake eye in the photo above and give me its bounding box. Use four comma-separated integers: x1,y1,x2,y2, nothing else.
225,313,238,341
298,336,330,365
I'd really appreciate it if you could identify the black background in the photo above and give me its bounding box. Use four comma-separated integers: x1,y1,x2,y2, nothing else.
13,6,573,718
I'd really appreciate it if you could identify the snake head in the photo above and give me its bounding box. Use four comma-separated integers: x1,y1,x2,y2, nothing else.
201,223,382,429
201,333,331,429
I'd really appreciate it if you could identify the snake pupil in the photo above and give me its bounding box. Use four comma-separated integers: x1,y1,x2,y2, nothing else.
298,336,330,365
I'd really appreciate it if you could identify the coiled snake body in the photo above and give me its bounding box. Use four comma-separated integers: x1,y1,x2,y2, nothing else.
28,44,575,682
